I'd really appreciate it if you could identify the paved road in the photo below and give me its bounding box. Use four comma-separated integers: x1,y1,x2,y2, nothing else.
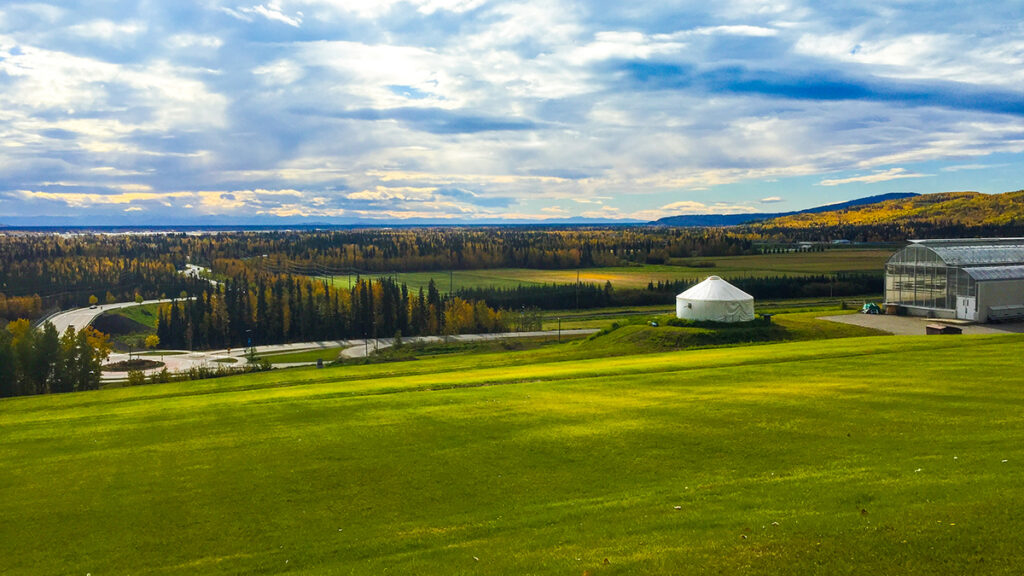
44,260,210,333
182,264,220,286
103,329,599,381
46,299,175,335
819,313,1024,335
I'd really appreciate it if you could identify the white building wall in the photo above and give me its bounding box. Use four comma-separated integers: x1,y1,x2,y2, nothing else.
977,279,1024,322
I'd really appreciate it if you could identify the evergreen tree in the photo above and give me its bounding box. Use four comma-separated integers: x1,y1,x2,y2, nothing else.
0,328,15,398
35,322,60,395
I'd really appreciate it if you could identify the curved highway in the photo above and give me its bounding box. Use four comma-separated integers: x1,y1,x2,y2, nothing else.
45,299,176,335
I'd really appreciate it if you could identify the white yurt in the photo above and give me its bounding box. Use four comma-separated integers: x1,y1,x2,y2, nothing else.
675,276,755,322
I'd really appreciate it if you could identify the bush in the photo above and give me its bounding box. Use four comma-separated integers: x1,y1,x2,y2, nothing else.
127,370,147,386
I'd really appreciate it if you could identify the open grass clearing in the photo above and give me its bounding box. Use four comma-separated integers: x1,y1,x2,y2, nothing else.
1,333,1022,575
103,302,161,329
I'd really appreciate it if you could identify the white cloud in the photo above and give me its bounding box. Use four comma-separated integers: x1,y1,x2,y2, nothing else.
253,59,305,85
659,201,759,214
691,25,778,37
68,19,146,41
166,34,224,50
941,163,1003,172
346,186,437,201
414,0,488,15
226,3,303,27
818,168,928,186
18,190,193,207
760,196,783,203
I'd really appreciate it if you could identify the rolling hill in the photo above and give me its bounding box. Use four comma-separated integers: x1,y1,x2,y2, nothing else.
3,331,1024,574
652,192,918,226
758,190,1024,229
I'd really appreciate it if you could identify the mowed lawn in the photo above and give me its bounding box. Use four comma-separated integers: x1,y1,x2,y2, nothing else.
106,302,161,329
2,334,1023,575
322,249,892,292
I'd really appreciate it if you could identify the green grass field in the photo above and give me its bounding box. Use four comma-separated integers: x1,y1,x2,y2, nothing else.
107,302,161,329
3,331,1023,575
321,249,892,292
539,299,880,330
261,347,345,365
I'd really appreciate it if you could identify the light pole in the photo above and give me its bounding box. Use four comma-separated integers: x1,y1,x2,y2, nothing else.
558,317,561,342
245,329,255,364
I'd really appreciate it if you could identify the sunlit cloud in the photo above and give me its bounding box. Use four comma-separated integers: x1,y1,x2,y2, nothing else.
819,168,929,187
1,1,1023,224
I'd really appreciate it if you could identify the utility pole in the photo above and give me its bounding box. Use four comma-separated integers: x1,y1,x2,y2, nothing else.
558,317,561,342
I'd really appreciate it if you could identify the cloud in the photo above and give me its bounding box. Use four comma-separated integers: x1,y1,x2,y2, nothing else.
658,201,759,214
818,167,929,186
621,62,1024,116
308,107,539,134
941,163,1004,172
760,196,783,203
68,19,146,41
691,25,778,38
225,3,302,27
2,1,1024,223
346,186,436,201
18,190,193,207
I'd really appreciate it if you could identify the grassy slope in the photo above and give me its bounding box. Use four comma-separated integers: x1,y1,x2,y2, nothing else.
261,347,346,364
763,190,1024,228
320,250,891,292
105,302,161,329
2,333,1023,575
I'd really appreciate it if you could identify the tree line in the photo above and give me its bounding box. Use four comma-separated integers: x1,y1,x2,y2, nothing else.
643,273,884,301
450,273,883,310
154,274,515,350
0,320,111,397
1,228,888,325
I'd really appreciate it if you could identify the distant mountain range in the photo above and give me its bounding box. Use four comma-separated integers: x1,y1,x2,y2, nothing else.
0,215,646,229
7,190,1022,230
757,190,1024,229
651,193,920,226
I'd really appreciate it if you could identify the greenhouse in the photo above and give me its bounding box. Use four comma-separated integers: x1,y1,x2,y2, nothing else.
885,238,1024,321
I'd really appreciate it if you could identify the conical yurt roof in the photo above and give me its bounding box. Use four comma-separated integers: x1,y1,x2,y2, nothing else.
676,276,753,301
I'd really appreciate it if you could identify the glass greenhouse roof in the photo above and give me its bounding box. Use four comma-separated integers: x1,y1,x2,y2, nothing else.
964,265,1024,281
904,238,1024,266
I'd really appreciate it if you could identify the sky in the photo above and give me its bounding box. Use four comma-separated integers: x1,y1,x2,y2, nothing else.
1,0,1023,225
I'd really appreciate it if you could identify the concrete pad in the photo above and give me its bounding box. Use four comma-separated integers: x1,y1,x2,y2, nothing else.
819,313,1024,335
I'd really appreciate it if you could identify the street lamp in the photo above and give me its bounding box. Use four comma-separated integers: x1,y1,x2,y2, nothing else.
245,329,256,364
